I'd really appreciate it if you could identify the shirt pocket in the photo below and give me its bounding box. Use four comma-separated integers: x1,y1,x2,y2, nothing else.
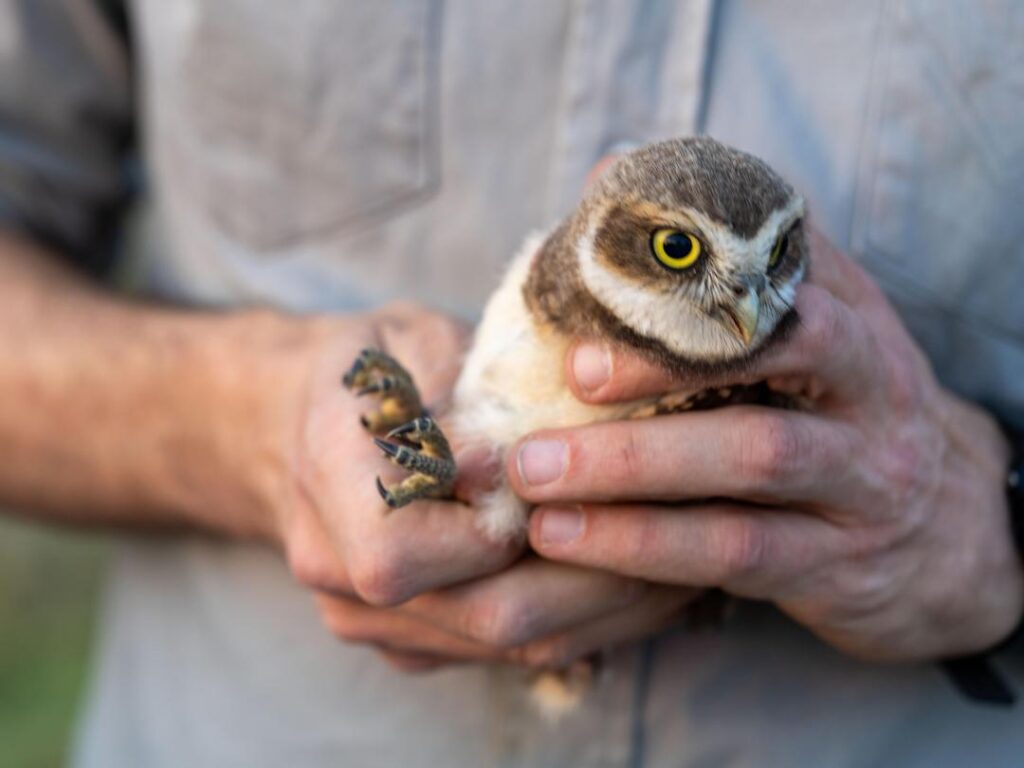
163,0,441,252
854,0,1024,342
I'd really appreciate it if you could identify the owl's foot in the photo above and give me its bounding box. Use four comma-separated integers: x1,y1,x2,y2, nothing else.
372,417,456,508
342,348,424,434
343,348,457,509
629,382,786,419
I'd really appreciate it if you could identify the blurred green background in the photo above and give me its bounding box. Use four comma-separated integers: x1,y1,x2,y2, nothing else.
0,516,107,768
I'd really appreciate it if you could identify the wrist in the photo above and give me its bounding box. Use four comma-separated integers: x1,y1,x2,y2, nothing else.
169,308,340,544
939,412,1024,707
981,421,1024,648
937,396,1023,653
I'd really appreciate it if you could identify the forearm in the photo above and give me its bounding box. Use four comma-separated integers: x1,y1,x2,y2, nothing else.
0,232,317,540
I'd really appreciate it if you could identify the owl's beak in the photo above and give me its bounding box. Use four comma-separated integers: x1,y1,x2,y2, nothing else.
722,288,761,346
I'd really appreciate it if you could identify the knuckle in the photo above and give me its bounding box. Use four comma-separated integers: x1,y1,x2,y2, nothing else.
884,354,924,415
289,551,325,590
616,511,663,568
801,294,844,359
843,524,897,562
320,605,369,643
886,443,921,500
464,598,533,648
740,414,800,485
880,437,936,514
347,547,409,607
609,426,648,486
288,547,348,596
714,517,767,582
831,564,899,620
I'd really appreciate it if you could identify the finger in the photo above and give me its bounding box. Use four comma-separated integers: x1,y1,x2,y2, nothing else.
509,406,860,508
565,339,683,404
316,593,506,662
340,493,524,607
529,503,841,599
748,284,884,402
327,379,521,606
401,557,647,649
374,303,473,406
567,276,882,408
301,406,519,606
804,227,885,312
328,428,522,605
591,282,887,407
518,585,696,668
452,441,503,503
376,650,452,673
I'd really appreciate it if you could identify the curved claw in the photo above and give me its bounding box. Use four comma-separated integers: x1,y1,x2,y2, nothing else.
375,477,399,509
386,416,432,440
341,349,372,389
373,437,399,458
373,437,417,469
346,348,454,510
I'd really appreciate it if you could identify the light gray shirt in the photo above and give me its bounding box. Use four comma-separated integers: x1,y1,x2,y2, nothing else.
2,1,1023,766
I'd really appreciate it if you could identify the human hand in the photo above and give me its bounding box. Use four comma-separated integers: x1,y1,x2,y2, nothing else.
269,302,694,672
314,559,695,672
268,302,517,669
272,302,518,608
509,232,1023,662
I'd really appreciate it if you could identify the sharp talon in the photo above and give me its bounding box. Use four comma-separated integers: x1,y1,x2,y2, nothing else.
373,438,415,468
359,415,370,429
386,417,429,439
373,438,399,458
375,477,398,508
342,356,366,388
387,422,415,439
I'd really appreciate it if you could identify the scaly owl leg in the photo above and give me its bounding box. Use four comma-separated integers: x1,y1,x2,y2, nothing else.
342,349,456,509
628,383,780,420
372,417,456,508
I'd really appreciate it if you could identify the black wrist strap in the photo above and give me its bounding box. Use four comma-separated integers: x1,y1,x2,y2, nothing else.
942,656,1016,706
942,424,1024,707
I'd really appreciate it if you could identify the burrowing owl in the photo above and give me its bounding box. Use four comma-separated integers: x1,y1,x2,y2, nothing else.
344,136,807,544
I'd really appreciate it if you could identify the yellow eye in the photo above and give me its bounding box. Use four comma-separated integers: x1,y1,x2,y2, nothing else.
651,229,702,270
768,233,789,269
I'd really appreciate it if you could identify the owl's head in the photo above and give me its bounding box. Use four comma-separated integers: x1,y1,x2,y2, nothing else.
549,137,807,371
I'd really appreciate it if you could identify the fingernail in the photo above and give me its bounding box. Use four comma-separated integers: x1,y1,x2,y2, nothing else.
517,439,567,486
538,507,583,546
572,343,611,393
